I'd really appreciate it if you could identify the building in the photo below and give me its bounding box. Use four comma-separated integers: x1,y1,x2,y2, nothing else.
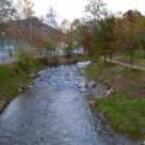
0,17,65,63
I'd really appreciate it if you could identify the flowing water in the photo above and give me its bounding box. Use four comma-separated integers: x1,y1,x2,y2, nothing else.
0,64,141,145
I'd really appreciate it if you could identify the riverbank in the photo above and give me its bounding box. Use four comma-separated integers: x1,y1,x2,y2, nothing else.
84,60,145,139
0,57,48,113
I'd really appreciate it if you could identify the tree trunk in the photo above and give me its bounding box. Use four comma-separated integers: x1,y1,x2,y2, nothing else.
130,52,134,67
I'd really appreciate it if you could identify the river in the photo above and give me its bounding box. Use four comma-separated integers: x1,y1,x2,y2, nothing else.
0,64,141,145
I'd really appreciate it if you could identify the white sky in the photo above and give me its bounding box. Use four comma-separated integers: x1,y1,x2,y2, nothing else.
21,0,145,22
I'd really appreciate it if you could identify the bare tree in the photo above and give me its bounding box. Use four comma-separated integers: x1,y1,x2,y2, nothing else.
17,0,34,19
0,0,16,23
85,0,107,20
60,19,71,33
46,7,57,28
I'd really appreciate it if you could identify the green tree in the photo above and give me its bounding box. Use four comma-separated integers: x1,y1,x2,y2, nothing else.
45,38,54,57
64,30,74,57
44,37,59,65
92,16,116,61
71,19,84,55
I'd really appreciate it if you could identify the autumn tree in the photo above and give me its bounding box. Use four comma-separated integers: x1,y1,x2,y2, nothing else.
114,10,143,65
82,0,109,58
81,25,93,55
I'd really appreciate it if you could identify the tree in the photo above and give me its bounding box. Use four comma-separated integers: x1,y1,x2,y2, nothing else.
16,0,34,50
81,25,93,55
114,10,143,65
44,37,60,65
71,19,83,49
83,0,112,59
45,38,54,57
0,0,16,60
91,16,116,61
137,17,145,57
64,30,75,57
0,0,16,36
46,7,57,28
0,0,16,23
19,0,34,19
60,19,71,33
81,15,116,60
85,0,106,20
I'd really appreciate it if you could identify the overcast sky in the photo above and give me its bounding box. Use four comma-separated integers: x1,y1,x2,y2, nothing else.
24,0,145,22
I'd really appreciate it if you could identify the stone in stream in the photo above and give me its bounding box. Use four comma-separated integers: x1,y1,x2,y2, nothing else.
77,61,91,69
76,79,87,93
28,84,33,88
37,70,46,76
87,81,97,89
80,87,86,93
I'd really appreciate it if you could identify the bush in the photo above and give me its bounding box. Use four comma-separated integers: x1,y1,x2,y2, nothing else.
17,53,42,72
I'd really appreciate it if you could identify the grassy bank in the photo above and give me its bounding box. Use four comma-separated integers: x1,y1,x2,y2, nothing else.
0,56,46,112
85,60,145,139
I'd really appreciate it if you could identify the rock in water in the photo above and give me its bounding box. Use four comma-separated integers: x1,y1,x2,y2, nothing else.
88,81,96,88
77,61,91,69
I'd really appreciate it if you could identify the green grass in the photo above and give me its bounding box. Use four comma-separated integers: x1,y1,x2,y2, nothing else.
0,57,46,112
84,60,120,84
0,65,28,98
97,94,145,139
84,60,145,139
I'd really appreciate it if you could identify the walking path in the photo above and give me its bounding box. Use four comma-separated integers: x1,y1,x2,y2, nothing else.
106,58,145,71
